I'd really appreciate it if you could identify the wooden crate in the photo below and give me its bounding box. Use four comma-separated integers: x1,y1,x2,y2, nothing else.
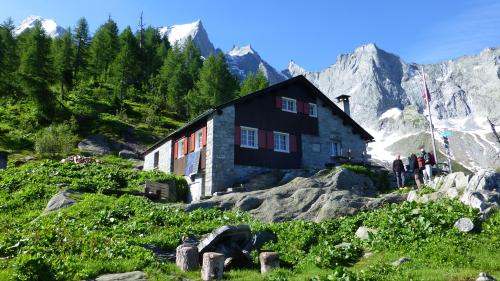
144,181,177,202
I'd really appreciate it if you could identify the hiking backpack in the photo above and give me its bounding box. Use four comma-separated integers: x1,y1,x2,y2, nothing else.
428,152,436,166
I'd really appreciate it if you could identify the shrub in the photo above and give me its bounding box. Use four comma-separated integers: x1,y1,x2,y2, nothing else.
34,123,77,158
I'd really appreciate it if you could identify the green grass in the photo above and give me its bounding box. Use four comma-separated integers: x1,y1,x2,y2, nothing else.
0,160,498,280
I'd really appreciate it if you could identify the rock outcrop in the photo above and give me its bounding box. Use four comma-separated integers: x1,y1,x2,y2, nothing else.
43,190,78,214
187,169,406,222
407,170,499,217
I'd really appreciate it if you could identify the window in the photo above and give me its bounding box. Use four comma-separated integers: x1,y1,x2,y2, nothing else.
194,129,203,151
309,103,317,117
153,151,159,168
282,97,297,113
241,127,258,149
274,132,289,153
331,142,341,156
177,139,186,158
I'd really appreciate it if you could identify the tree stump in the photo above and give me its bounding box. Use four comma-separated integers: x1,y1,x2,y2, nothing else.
201,252,224,280
260,252,279,274
176,245,199,271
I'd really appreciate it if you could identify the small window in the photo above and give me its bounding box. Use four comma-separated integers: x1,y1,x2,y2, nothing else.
331,142,341,156
274,132,289,153
194,129,203,151
153,151,159,168
282,97,297,113
241,127,258,149
309,103,317,117
177,139,186,158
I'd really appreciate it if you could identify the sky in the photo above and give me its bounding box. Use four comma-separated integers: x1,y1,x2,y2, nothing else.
1,0,500,71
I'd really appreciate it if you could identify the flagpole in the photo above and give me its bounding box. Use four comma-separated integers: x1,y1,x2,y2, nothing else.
421,67,439,168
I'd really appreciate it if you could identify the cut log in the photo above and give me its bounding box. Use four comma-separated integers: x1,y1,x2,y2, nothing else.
201,252,224,280
176,245,199,271
260,251,279,274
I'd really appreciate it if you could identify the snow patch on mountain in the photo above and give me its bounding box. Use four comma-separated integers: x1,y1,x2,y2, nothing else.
228,45,256,56
379,108,403,120
158,20,216,58
14,15,65,38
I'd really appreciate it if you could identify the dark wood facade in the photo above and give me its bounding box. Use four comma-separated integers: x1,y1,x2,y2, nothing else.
234,83,319,169
172,122,207,176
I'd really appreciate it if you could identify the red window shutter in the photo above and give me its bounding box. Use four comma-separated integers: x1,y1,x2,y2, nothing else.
235,126,241,145
258,129,266,148
290,134,297,152
174,142,178,159
304,103,310,115
202,126,207,146
183,138,188,155
275,96,282,109
297,101,304,114
189,133,195,152
266,131,274,149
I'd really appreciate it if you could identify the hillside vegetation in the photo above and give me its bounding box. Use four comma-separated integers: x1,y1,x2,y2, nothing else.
0,158,498,281
0,17,269,156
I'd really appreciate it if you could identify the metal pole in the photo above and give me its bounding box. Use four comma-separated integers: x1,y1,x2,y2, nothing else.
421,67,439,168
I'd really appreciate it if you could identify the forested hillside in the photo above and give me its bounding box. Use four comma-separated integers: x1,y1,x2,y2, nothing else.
0,17,269,156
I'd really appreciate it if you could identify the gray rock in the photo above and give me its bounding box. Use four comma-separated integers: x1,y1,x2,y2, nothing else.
91,271,147,281
391,257,411,267
78,134,119,156
407,190,418,202
188,168,406,222
454,218,475,233
334,242,352,248
477,272,497,281
119,150,138,159
43,190,78,214
355,226,378,240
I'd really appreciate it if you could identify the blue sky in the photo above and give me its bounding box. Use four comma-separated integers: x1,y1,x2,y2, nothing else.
2,0,500,71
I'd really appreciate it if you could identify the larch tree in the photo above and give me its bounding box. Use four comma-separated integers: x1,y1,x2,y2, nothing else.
73,17,91,82
239,71,269,96
53,28,74,97
18,22,55,122
90,18,119,83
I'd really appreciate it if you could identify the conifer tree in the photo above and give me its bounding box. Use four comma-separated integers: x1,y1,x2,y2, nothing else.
158,46,190,115
53,28,74,97
239,71,269,96
90,18,119,82
139,26,165,82
0,18,19,95
18,22,55,122
182,37,203,88
110,26,140,107
73,17,91,82
187,53,239,117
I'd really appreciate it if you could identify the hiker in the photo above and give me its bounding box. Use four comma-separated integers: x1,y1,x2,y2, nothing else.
392,154,405,188
420,147,434,184
408,153,422,189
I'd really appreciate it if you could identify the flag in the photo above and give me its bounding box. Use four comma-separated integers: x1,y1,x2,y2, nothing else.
421,71,431,102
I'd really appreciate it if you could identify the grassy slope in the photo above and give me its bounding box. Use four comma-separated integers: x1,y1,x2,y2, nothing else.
0,159,498,281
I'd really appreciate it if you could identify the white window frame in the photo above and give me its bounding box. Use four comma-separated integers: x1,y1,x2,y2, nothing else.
331,142,341,157
194,129,203,151
177,138,186,159
281,97,297,113
274,131,290,153
309,103,318,117
240,126,258,149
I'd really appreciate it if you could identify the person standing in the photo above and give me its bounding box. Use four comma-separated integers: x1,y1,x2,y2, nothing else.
420,147,433,184
408,153,422,189
392,154,405,188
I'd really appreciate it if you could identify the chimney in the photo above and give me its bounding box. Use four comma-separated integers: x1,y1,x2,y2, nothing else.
335,95,351,116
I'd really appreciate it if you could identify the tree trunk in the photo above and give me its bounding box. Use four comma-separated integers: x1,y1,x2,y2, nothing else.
175,245,199,271
260,252,279,274
201,252,224,280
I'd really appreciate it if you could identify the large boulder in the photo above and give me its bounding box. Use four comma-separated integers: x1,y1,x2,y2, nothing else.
460,170,500,212
78,134,121,156
119,150,138,160
43,190,78,214
187,168,406,222
453,217,475,233
355,226,378,240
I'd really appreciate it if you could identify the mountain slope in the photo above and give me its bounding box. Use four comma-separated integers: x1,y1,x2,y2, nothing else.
14,15,66,38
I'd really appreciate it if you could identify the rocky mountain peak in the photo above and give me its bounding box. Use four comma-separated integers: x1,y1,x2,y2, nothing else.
283,60,306,77
14,15,66,38
228,44,258,57
158,19,215,57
